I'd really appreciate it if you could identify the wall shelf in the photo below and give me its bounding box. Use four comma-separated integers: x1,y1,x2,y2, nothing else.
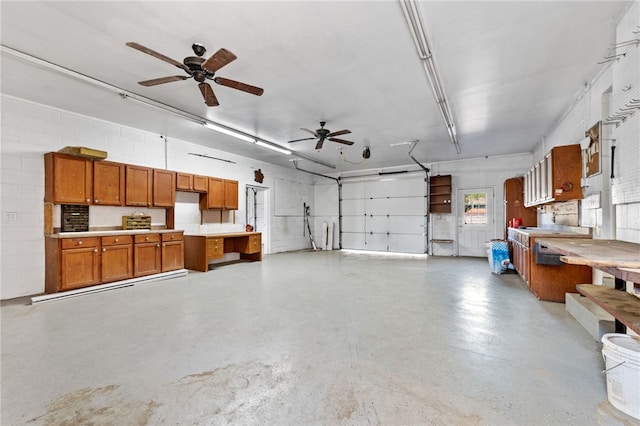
429,175,452,213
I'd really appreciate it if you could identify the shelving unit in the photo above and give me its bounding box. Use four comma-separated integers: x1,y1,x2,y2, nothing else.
429,175,452,213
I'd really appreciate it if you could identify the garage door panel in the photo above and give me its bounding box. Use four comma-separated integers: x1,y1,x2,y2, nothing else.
389,234,425,253
342,216,365,230
386,197,424,215
341,199,365,216
388,216,424,234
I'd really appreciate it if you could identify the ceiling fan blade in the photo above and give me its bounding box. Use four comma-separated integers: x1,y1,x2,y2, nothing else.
288,137,316,143
138,75,190,87
301,128,317,137
126,42,189,72
202,48,237,72
198,83,219,107
214,77,264,96
327,129,351,137
329,138,355,146
315,137,325,150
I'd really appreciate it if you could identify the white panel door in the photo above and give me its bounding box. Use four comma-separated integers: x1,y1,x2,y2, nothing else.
457,187,495,257
341,174,427,253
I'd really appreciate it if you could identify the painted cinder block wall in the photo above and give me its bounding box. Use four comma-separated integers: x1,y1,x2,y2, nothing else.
0,95,314,300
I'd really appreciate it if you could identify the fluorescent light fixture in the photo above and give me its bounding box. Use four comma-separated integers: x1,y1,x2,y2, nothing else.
256,141,291,155
203,122,256,143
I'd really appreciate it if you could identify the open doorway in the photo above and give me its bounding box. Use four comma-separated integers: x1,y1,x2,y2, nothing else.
246,185,270,254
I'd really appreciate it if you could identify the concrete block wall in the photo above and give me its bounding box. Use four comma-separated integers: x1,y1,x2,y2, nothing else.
535,2,640,244
1,95,314,300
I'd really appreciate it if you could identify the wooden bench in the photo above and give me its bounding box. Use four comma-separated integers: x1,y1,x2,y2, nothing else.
576,284,640,335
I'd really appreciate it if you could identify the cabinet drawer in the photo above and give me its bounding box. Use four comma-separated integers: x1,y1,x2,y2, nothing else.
206,238,224,258
135,233,160,244
162,232,183,242
61,237,100,249
101,235,133,246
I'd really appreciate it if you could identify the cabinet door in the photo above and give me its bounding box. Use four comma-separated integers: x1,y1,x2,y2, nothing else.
94,161,125,206
134,242,162,277
176,172,193,191
153,169,176,207
193,175,208,192
202,177,225,209
101,243,133,282
162,241,184,272
44,152,93,204
126,165,153,206
224,179,239,210
61,246,100,290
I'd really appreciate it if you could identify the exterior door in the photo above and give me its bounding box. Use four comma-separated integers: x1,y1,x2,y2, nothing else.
457,187,495,257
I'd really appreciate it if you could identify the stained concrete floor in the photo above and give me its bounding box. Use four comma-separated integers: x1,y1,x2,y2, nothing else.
1,251,637,425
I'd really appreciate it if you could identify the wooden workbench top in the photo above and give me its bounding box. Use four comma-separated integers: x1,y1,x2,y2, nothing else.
535,238,640,283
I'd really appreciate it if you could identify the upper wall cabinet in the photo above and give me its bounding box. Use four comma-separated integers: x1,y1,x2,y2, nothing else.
524,144,583,207
125,165,153,207
93,161,125,206
176,172,208,193
45,152,93,205
200,178,238,210
153,169,176,207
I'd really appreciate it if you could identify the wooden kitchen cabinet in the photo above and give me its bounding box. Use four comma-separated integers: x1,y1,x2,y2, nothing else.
201,177,225,209
126,165,153,207
524,144,583,207
44,236,101,292
101,235,133,282
504,177,537,239
224,180,239,209
508,228,592,302
161,232,184,272
134,233,162,277
93,160,125,206
153,169,176,207
176,173,208,192
44,152,93,205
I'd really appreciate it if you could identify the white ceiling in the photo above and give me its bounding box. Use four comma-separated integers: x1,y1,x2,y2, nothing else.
0,1,631,173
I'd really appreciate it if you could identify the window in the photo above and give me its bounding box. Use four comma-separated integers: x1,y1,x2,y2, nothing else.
464,192,487,224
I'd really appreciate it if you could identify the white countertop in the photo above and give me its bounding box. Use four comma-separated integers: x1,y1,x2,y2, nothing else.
51,229,184,238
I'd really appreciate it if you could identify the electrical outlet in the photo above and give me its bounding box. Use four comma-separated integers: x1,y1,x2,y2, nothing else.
3,212,18,222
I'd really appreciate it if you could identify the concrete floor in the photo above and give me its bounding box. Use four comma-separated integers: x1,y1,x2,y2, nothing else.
1,251,637,425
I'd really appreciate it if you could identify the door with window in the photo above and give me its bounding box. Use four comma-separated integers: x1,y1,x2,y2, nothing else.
457,188,495,257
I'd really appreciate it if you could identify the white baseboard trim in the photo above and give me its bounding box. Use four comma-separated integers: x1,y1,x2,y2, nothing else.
31,269,189,304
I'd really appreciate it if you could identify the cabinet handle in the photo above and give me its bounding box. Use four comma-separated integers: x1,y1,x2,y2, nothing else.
95,199,99,203
145,236,150,241
115,238,119,243
94,248,98,253
156,244,160,248
163,243,166,247
86,198,90,202
102,248,106,252
78,240,83,245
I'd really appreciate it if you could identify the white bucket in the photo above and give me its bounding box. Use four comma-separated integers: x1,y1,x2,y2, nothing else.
601,333,640,420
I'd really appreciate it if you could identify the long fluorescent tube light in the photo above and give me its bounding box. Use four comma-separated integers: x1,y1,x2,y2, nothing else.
256,141,291,155
203,122,256,143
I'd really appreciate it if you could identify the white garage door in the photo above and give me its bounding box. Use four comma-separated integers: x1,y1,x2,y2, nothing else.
341,174,427,253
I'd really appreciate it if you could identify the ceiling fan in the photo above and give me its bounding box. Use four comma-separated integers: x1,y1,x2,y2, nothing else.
126,42,264,107
288,121,355,150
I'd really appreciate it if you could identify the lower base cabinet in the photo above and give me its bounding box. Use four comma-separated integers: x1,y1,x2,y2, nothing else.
134,234,162,277
162,232,184,272
45,231,184,293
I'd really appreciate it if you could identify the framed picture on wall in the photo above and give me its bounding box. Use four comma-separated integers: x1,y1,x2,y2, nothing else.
585,121,601,177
